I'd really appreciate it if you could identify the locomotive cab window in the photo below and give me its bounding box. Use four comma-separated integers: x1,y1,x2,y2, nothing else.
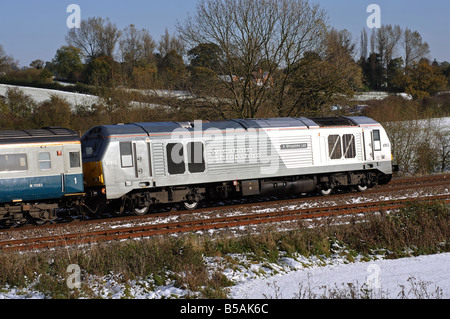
328,135,342,159
0,154,28,172
38,152,51,170
82,135,103,159
120,142,133,168
343,134,356,159
167,143,185,175
187,142,205,173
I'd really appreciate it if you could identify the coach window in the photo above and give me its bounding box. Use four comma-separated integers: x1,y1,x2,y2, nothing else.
39,152,51,170
69,151,81,168
187,142,205,173
120,142,133,168
328,135,342,159
167,143,185,175
343,134,356,159
0,154,28,172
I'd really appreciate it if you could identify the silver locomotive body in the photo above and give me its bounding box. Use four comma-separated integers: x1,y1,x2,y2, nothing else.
82,117,393,213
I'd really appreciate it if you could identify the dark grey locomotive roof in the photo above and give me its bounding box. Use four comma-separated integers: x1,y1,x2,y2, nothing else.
87,116,379,138
0,127,80,145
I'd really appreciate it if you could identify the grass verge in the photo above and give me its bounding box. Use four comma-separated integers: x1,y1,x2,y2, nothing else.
0,200,448,299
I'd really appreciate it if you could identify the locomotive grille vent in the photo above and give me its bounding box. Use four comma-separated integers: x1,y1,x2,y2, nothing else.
152,143,166,177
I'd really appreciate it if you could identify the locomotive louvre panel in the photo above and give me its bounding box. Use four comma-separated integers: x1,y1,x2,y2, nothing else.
205,134,267,174
277,135,313,168
355,133,364,161
152,143,166,177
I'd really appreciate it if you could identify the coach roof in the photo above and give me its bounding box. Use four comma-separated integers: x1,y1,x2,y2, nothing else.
0,127,80,145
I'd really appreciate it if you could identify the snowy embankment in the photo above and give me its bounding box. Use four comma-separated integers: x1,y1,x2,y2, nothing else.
0,84,99,107
227,252,450,299
1,250,448,299
0,84,171,110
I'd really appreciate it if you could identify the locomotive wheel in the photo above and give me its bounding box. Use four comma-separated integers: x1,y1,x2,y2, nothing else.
133,205,150,216
320,188,333,196
357,184,368,192
183,200,199,210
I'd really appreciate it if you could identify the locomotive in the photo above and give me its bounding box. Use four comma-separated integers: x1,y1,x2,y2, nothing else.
1,116,393,226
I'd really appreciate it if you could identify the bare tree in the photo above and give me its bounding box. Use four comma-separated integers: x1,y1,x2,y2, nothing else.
0,45,17,74
403,28,430,71
66,17,121,61
435,129,450,172
360,28,368,60
384,25,402,68
100,19,122,59
158,28,185,57
370,28,376,54
120,24,156,66
376,25,401,70
178,0,328,118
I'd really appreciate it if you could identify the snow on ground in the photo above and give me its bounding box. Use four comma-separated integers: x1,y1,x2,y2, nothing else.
0,84,99,107
227,253,450,299
0,84,168,110
352,91,413,101
1,251,448,299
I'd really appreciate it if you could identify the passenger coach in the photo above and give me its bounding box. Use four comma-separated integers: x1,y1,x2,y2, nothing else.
0,128,83,225
81,116,393,215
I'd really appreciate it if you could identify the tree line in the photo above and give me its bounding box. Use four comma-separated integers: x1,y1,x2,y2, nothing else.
1,0,449,121
359,25,448,99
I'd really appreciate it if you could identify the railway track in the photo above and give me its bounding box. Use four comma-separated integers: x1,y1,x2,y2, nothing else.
384,173,449,188
1,193,448,252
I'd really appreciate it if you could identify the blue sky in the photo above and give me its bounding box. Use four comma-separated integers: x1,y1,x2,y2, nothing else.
0,0,449,67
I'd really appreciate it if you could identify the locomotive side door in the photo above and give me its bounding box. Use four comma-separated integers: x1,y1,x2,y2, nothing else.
363,129,374,161
371,129,382,161
363,129,382,162
132,139,152,180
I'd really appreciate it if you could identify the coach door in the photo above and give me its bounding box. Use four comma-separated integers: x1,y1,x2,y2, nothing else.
62,146,83,194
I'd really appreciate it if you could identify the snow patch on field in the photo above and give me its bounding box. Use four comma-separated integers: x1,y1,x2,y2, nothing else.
1,250,448,299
